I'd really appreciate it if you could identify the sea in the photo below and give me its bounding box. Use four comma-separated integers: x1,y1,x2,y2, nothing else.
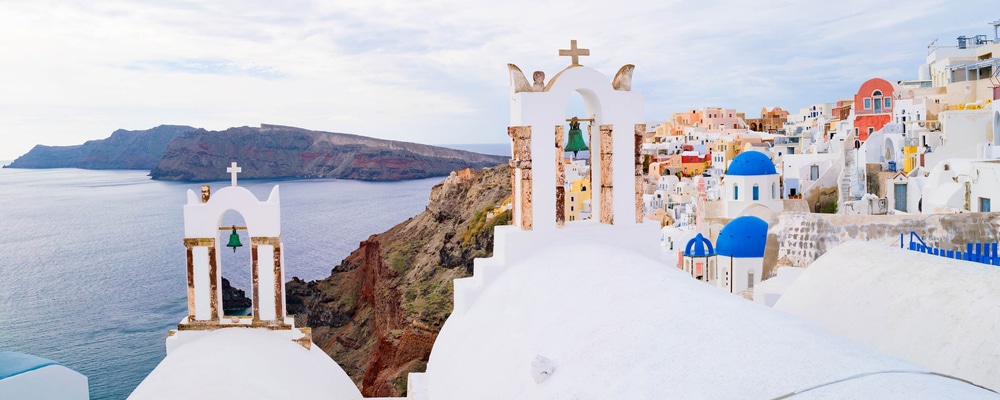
0,143,509,400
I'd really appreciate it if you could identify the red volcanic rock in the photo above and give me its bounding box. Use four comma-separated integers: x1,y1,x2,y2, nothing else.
285,165,512,396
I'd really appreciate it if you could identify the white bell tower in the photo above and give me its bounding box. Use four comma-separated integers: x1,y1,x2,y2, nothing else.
507,40,646,231
179,163,293,330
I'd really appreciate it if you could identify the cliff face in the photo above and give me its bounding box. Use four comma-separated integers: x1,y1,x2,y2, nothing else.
149,124,509,181
5,125,195,169
286,164,511,396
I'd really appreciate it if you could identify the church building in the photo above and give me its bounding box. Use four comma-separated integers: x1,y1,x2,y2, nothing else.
714,215,768,296
681,233,715,281
722,151,782,218
129,164,362,400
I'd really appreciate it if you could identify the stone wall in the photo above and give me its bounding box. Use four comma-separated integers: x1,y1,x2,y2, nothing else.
770,212,1000,276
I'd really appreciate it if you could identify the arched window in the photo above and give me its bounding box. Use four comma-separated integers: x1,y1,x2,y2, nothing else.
582,185,587,191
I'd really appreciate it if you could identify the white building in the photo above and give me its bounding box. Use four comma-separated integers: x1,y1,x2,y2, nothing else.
921,158,1000,213
418,224,997,399
776,241,1000,391
780,152,841,199
681,233,715,281
713,216,767,295
721,151,782,218
129,166,362,400
0,352,89,400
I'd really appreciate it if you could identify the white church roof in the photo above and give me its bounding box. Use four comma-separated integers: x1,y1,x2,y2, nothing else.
775,241,1000,392
0,352,89,400
423,237,997,399
129,329,362,400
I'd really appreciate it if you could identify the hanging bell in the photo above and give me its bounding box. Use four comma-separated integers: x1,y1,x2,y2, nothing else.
226,225,243,252
564,117,589,158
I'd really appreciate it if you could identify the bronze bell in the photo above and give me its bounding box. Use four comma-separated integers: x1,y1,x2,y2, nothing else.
226,225,242,252
565,117,589,158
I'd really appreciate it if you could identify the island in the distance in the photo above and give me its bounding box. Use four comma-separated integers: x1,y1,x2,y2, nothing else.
6,125,196,170
7,124,510,181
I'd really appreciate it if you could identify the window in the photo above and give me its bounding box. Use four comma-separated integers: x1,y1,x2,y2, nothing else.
752,185,759,201
582,186,587,191
884,98,892,109
872,90,882,96
772,183,777,199
570,205,575,211
734,185,739,200
864,98,871,109
868,127,874,135
748,270,755,290
810,165,819,180
981,197,991,212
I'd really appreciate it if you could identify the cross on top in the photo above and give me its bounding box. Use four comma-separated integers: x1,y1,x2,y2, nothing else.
227,162,242,186
559,40,590,66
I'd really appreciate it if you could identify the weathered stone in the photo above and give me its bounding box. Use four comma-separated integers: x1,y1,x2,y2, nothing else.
635,175,644,223
521,176,533,230
601,186,614,224
600,156,613,188
555,126,566,227
599,125,614,155
556,187,565,227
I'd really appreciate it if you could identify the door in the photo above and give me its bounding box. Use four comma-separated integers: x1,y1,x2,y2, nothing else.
894,183,907,211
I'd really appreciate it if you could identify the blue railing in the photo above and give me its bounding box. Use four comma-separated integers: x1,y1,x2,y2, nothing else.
901,231,1000,266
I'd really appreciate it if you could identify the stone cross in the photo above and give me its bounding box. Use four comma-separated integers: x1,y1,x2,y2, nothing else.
227,162,241,187
559,40,590,66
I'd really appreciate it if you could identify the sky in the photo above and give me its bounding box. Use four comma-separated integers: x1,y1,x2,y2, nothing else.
0,0,993,159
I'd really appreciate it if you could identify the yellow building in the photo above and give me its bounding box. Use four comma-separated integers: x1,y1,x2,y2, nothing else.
565,178,592,221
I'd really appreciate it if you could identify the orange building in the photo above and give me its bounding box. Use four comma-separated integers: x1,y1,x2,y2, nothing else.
745,107,789,133
853,78,894,141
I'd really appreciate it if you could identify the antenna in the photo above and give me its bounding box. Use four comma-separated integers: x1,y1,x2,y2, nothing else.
927,38,938,55
991,19,1000,41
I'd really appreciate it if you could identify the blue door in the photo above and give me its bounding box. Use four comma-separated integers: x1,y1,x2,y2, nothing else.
894,183,907,211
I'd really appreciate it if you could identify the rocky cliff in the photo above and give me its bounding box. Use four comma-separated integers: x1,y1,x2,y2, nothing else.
286,164,511,396
150,124,509,181
5,125,195,169
221,277,252,312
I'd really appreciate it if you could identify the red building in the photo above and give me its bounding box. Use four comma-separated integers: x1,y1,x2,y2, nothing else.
853,78,894,141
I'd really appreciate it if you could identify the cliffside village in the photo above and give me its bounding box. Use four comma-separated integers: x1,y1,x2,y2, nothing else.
6,23,1000,400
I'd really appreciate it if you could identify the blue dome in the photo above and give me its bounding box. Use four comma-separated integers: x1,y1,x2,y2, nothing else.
727,151,776,176
715,216,768,258
0,352,61,380
683,233,715,257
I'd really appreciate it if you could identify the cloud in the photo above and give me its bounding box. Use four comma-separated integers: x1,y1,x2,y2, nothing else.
125,59,286,79
0,0,987,159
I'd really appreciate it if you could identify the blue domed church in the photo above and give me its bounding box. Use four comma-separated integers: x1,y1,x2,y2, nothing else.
723,151,782,218
714,216,768,295
682,233,715,281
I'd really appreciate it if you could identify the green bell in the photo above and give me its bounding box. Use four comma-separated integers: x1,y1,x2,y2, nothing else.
565,117,589,158
226,225,242,252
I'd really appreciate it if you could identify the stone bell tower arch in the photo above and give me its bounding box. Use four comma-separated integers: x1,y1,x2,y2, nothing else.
179,163,291,330
508,41,645,231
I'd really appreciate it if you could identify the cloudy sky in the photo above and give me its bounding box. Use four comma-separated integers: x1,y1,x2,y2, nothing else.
0,0,990,159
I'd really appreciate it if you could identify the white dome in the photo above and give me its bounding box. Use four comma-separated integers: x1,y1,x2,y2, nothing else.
775,241,1000,391
425,242,996,399
129,329,361,399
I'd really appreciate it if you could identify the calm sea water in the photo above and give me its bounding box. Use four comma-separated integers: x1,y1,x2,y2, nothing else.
0,167,454,399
